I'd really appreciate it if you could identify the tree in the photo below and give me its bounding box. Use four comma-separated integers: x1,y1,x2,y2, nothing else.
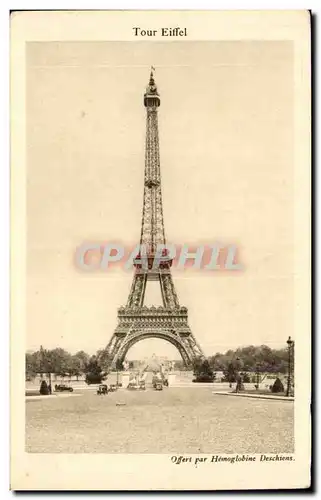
173,359,192,371
224,362,235,383
192,356,203,375
209,345,289,377
208,353,226,372
39,380,49,395
271,378,284,393
96,349,113,372
84,356,107,384
45,348,72,378
26,343,290,383
75,350,90,365
240,372,251,383
26,352,39,380
115,359,123,371
69,351,90,380
25,347,92,381
193,357,214,383
35,346,70,377
69,356,82,380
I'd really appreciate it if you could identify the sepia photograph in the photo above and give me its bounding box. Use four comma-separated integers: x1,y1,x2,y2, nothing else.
10,10,311,490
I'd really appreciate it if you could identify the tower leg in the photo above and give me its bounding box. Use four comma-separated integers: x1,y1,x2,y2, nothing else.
160,273,179,308
127,273,147,308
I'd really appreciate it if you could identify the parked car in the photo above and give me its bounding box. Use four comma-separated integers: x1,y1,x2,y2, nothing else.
97,384,108,395
54,384,73,393
152,374,163,391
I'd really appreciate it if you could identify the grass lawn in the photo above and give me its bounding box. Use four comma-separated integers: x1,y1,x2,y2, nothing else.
235,390,288,397
26,386,294,454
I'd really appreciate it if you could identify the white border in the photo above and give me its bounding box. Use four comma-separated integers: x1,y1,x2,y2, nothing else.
3,2,317,496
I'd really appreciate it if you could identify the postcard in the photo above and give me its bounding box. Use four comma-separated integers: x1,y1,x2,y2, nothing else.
11,10,311,490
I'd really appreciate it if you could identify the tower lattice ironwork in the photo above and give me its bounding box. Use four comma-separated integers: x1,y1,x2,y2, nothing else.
105,69,204,367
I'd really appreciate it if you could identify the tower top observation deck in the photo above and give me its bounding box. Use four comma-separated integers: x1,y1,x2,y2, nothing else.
144,67,160,108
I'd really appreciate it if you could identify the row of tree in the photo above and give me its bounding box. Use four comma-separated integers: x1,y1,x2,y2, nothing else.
26,344,290,382
26,346,131,384
26,347,90,380
177,345,290,375
191,345,290,383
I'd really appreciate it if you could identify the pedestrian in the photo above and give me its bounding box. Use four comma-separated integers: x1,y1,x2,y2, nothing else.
235,374,243,393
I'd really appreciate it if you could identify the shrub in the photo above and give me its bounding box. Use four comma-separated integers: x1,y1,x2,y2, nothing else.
193,373,215,383
39,380,49,395
193,358,214,383
84,356,107,384
241,372,251,383
85,372,105,385
271,378,284,393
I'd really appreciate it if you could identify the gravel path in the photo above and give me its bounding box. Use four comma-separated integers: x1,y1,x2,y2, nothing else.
26,387,294,454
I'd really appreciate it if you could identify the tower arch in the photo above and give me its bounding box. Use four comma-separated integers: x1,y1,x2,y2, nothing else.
112,329,193,367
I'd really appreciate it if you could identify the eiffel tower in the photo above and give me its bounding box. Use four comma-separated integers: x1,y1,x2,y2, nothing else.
105,69,204,367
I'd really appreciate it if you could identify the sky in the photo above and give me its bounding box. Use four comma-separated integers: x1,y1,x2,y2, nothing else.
26,41,294,358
